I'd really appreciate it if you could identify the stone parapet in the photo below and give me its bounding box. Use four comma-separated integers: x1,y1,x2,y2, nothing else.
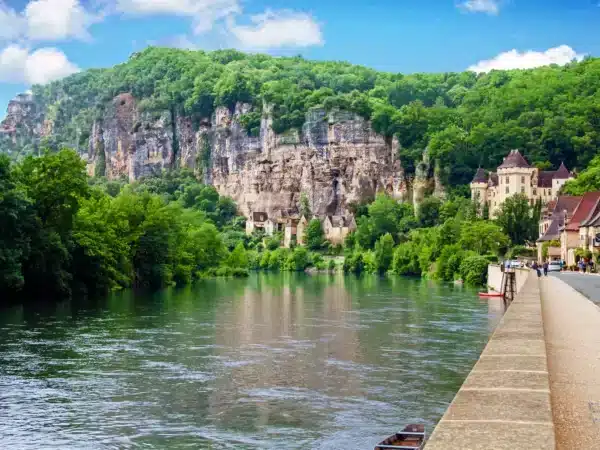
425,274,555,449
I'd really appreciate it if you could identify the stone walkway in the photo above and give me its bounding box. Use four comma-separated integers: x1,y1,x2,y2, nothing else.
541,276,600,449
551,272,600,304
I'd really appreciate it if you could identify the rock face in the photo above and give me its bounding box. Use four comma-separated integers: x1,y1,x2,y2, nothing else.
87,93,175,179
2,92,444,216
0,93,42,148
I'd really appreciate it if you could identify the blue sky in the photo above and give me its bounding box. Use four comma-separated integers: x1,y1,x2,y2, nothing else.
1,0,600,113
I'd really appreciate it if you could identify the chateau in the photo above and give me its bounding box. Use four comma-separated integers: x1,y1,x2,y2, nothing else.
470,150,574,216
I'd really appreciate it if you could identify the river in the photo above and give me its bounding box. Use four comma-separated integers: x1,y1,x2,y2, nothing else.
0,274,503,449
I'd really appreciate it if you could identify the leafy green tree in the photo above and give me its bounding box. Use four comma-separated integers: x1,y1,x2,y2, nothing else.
0,156,34,294
300,192,312,218
459,221,510,256
227,242,248,268
494,194,540,245
374,233,395,274
305,219,325,250
418,196,443,227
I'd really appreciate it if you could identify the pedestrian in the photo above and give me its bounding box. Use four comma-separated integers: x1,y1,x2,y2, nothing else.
543,261,548,277
578,259,586,273
590,260,595,273
532,262,541,278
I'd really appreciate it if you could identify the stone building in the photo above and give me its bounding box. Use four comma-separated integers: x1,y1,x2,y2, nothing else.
536,196,581,262
471,150,574,216
322,216,357,246
577,197,600,256
559,192,600,265
245,212,269,235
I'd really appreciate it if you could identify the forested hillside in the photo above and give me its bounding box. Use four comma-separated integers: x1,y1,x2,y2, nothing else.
3,47,600,187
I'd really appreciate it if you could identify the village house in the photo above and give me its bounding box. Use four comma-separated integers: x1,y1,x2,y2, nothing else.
245,212,269,235
536,196,581,262
471,150,574,216
322,216,357,246
559,192,600,265
245,211,356,247
578,197,600,256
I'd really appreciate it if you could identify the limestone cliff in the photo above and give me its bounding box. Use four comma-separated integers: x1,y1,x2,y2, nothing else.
1,92,444,216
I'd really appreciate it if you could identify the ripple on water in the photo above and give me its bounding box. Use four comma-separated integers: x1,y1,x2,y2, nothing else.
0,275,497,449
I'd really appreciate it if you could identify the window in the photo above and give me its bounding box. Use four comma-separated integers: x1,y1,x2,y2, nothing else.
533,189,537,196
521,176,525,183
521,187,525,194
506,176,509,184
505,187,509,194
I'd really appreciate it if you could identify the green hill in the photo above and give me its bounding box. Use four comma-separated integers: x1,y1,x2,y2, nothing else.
3,47,600,186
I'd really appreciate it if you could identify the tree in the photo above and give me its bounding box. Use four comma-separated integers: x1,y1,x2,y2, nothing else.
0,156,34,295
305,219,325,250
300,192,312,218
459,221,510,256
495,194,540,245
417,196,443,227
374,233,395,273
226,242,248,268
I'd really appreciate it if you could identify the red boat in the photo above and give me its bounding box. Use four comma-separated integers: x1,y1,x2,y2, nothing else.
478,292,504,298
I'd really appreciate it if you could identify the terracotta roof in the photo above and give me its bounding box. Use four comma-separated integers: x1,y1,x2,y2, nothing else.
472,168,487,183
488,173,498,187
537,171,555,188
580,197,600,227
565,192,600,231
553,195,582,216
498,150,531,169
554,162,571,179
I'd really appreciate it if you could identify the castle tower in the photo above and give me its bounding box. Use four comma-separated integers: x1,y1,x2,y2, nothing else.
470,168,489,209
495,149,535,213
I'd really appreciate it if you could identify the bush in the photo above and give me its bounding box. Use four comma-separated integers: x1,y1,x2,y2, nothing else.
327,259,337,271
343,251,364,274
284,247,310,271
391,242,421,276
459,255,489,286
363,250,377,274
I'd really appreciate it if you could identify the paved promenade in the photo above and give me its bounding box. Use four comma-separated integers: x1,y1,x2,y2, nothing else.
551,271,600,304
540,276,600,449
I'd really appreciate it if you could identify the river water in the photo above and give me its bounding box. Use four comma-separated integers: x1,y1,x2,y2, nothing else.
0,274,503,449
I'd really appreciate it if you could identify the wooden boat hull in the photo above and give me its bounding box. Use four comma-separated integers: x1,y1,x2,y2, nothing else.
375,424,425,450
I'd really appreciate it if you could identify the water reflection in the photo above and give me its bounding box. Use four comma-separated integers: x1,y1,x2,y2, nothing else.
0,274,502,449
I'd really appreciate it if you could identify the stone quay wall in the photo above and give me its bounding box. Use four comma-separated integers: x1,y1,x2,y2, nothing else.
425,273,555,449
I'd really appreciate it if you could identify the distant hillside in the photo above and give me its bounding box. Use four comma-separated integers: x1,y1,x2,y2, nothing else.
1,47,599,187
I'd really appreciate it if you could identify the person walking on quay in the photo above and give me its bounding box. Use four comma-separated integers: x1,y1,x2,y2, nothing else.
578,259,586,273
543,261,548,277
532,262,541,278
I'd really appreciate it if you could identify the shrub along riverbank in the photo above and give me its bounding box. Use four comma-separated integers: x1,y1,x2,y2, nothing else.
1,149,538,303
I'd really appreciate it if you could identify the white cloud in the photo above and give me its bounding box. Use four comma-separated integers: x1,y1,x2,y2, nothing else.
468,45,585,73
458,0,500,15
115,0,240,33
25,0,97,41
0,3,25,41
227,10,323,50
0,44,79,84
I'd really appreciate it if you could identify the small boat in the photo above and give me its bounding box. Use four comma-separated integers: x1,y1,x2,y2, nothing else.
374,424,426,450
478,292,504,298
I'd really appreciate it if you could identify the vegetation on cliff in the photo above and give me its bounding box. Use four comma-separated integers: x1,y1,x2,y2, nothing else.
5,47,600,187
